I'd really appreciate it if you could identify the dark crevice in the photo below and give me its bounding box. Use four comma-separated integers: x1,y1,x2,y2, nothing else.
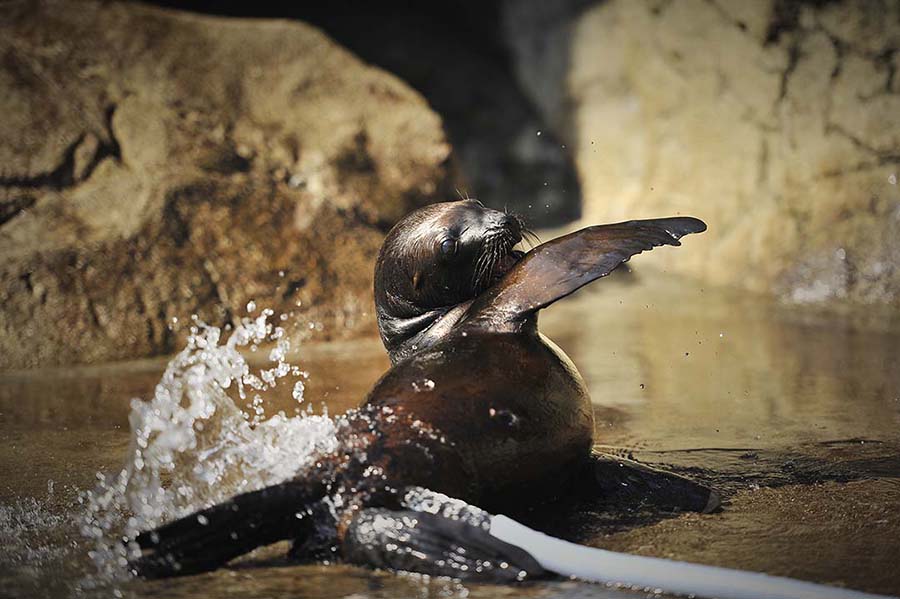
282,278,307,300
335,130,376,175
777,38,802,104
0,103,122,193
880,49,897,95
102,103,122,162
19,271,34,294
155,302,176,354
74,103,123,180
0,194,36,225
765,0,838,46
199,147,252,174
162,198,192,247
828,35,845,80
0,134,83,190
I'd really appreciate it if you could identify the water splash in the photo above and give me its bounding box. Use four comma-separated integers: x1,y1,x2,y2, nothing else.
80,311,338,581
0,496,72,569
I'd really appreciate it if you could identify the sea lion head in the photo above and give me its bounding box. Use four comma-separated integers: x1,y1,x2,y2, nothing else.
374,199,525,354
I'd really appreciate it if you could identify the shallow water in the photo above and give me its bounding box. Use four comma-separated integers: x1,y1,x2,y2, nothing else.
1,272,899,598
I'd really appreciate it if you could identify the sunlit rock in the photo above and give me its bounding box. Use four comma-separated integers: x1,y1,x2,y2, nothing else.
0,1,454,369
502,0,900,309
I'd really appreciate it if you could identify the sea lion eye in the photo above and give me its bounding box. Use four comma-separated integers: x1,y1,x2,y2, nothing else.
440,238,459,256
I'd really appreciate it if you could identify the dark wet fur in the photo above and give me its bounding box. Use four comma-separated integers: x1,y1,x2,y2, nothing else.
132,479,326,577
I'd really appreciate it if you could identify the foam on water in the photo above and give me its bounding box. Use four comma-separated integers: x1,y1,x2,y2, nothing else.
0,496,72,569
80,310,339,580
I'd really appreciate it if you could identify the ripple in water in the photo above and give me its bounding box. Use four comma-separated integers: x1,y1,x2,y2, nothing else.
80,310,339,581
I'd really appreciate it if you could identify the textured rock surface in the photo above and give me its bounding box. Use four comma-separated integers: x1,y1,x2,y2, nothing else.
502,0,900,307
0,1,453,370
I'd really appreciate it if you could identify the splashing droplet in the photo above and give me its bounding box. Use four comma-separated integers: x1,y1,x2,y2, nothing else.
412,379,435,393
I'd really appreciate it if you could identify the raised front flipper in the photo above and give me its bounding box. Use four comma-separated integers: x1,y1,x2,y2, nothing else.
590,451,720,514
463,217,706,327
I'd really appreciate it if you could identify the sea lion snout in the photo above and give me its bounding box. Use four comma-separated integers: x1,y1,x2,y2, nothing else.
500,213,523,237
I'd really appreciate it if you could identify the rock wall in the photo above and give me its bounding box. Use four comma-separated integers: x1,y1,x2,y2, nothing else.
0,1,454,369
503,0,900,307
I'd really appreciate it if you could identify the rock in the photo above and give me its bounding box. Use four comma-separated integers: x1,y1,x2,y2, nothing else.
501,0,900,308
0,1,453,370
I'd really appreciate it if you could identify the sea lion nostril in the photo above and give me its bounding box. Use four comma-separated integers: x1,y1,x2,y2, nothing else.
502,215,521,234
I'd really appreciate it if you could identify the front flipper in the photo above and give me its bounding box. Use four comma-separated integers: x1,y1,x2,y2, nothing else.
342,508,547,581
590,451,721,514
463,217,706,327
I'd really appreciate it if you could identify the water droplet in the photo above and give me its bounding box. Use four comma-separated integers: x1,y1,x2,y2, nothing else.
536,130,542,136
412,379,435,393
292,381,305,403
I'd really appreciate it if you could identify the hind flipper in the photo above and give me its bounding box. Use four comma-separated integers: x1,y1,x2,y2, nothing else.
341,507,547,581
464,217,706,327
130,478,325,578
589,451,720,513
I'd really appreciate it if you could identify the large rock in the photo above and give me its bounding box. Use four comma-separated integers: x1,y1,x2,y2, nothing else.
502,0,900,307
0,1,453,370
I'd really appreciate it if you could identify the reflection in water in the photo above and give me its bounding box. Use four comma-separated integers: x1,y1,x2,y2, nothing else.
546,272,900,450
0,273,899,597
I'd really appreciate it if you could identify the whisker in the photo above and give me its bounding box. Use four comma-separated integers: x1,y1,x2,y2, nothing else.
522,227,541,248
471,225,525,291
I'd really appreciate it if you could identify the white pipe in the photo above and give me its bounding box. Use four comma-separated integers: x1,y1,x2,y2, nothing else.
490,515,895,599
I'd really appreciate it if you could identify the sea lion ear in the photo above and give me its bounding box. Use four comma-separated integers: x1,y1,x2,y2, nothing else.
462,217,707,327
412,271,423,291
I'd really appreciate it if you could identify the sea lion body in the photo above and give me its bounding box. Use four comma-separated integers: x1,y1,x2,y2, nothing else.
132,200,713,580
363,327,593,510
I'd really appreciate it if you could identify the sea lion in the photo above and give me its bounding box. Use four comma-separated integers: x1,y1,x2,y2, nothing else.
130,199,714,580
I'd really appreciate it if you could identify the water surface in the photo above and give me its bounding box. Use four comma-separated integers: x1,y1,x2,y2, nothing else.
1,272,898,598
